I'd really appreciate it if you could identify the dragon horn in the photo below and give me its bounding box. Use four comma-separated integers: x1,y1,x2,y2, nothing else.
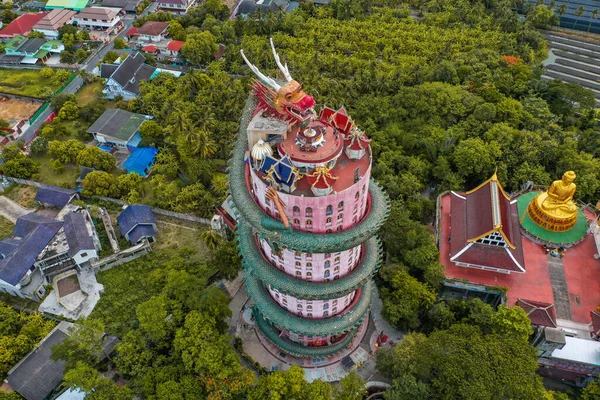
240,49,281,92
270,37,292,82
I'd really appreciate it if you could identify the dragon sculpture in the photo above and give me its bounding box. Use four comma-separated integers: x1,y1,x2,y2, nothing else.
240,39,316,125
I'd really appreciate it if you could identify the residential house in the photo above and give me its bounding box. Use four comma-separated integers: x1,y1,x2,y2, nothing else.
0,210,100,300
4,321,119,400
0,12,48,39
35,186,79,208
86,108,151,151
100,0,143,13
117,205,157,245
100,52,157,100
33,8,77,39
1,35,62,64
71,6,122,35
166,39,183,57
45,0,89,11
232,0,290,18
136,21,169,42
155,0,194,15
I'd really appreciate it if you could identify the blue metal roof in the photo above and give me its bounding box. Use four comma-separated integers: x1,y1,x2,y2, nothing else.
258,155,278,174
117,205,156,237
128,224,156,244
122,147,158,177
0,238,19,259
0,224,62,285
13,213,63,239
63,213,95,257
260,155,298,186
35,186,77,207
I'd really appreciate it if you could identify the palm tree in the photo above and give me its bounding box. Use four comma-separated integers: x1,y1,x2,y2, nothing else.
557,3,567,25
200,229,223,251
590,9,599,32
575,6,586,30
192,128,217,159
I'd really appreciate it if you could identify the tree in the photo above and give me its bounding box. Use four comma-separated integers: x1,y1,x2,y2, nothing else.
81,171,119,197
27,30,45,39
379,265,436,330
51,319,107,370
29,136,49,154
117,172,143,203
0,141,23,161
200,229,222,251
48,139,85,163
208,240,242,280
167,20,187,41
139,120,165,146
76,146,116,171
76,29,90,41
492,305,534,342
64,362,133,400
1,157,40,179
55,69,72,83
582,380,600,400
113,38,126,49
334,371,366,400
58,100,79,121
452,137,501,184
79,99,107,123
180,31,218,65
62,33,75,51
380,324,546,399
58,24,78,39
40,68,55,79
101,51,119,64
51,93,77,112
250,365,330,400
136,295,173,344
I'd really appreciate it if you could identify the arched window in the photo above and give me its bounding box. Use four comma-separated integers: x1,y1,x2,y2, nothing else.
305,207,313,217
323,303,329,310
306,262,312,268
306,219,313,226
337,213,343,219
335,256,340,262
326,229,332,234
323,311,329,317
334,265,340,272
338,201,344,210
324,270,330,278
297,303,303,309
334,275,339,280
293,218,300,225
266,209,272,216
307,304,313,310
355,192,360,200
353,216,357,223
326,205,333,215
293,206,300,214
295,270,301,276
307,313,312,317
326,217,332,224
362,185,366,193
325,261,330,268
332,307,337,314
332,299,338,305
295,261,301,267
307,271,312,278
336,226,343,231
283,298,288,304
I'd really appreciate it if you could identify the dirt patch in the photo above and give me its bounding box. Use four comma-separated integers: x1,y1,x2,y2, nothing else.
0,97,41,128
57,274,81,297
6,186,38,209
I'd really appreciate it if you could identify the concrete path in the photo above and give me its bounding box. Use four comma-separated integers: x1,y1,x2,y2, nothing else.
370,284,405,342
0,196,33,223
547,254,572,320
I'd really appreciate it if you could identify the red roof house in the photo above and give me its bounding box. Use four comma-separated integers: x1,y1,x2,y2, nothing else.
449,173,526,274
141,44,158,54
125,26,139,37
167,40,184,54
516,298,558,328
0,13,48,39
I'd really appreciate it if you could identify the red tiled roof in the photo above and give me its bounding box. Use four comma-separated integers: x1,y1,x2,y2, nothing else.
167,40,184,51
141,45,157,53
449,186,526,273
0,13,48,38
591,311,600,336
126,26,139,36
137,21,169,36
516,298,557,328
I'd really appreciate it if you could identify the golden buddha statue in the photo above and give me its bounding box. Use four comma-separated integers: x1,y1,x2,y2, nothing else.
527,171,579,232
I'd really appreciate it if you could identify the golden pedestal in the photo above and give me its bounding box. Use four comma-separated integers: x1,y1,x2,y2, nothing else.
526,192,578,232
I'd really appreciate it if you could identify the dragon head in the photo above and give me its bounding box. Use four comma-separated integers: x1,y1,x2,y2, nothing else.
241,39,315,124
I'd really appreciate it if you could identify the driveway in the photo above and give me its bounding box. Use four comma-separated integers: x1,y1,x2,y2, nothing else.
0,196,33,223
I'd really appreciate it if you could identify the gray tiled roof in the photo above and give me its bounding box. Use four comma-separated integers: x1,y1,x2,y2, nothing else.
35,186,77,207
6,322,72,400
13,212,62,239
100,63,118,78
107,52,156,95
19,38,45,53
63,212,94,257
86,108,147,141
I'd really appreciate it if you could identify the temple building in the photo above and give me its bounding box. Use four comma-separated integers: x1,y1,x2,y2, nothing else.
449,173,525,274
227,39,389,360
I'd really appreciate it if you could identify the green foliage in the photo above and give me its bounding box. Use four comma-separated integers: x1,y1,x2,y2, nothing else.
64,362,134,399
168,20,187,41
51,93,77,112
180,31,218,65
113,38,126,49
208,239,242,280
76,146,116,171
58,24,78,39
29,137,49,155
250,365,331,400
582,380,600,400
51,319,107,370
27,30,45,39
379,324,546,399
334,371,367,400
0,141,23,161
139,120,165,146
101,51,119,64
81,171,118,197
117,172,143,203
48,139,85,163
40,68,55,79
0,303,55,378
58,100,80,121
1,157,40,179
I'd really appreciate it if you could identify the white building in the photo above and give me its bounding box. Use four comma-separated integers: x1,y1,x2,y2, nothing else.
72,7,122,34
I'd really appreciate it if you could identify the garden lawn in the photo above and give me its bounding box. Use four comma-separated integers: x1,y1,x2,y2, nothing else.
5,185,37,208
0,215,14,240
0,69,64,97
154,220,211,262
31,153,79,188
75,82,103,106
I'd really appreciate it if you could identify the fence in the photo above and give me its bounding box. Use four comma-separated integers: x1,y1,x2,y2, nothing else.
92,239,152,272
4,176,212,225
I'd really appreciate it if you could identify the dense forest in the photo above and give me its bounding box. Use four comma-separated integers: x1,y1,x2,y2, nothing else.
4,0,600,397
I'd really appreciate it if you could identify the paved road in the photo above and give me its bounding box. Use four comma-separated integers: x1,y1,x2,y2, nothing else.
0,196,33,223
